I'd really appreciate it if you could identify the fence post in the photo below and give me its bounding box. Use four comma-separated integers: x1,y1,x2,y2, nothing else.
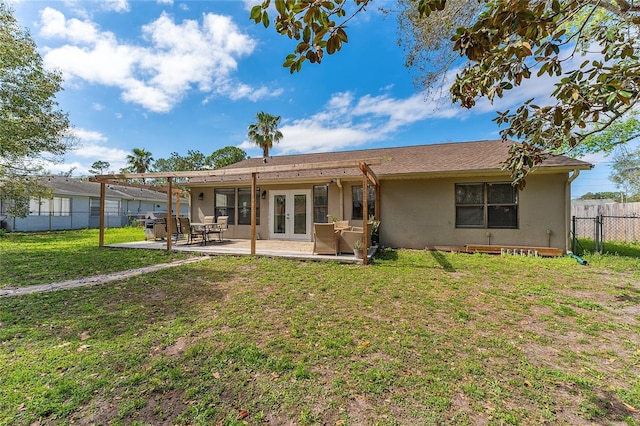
593,216,600,252
572,215,576,253
599,214,605,253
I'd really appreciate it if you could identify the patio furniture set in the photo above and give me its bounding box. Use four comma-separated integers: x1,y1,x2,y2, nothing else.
170,215,228,245
312,221,372,257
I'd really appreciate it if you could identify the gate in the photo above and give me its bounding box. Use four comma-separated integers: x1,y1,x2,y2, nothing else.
572,215,640,253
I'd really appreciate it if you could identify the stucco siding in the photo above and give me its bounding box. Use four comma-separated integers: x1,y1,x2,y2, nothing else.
192,172,571,250
379,173,569,250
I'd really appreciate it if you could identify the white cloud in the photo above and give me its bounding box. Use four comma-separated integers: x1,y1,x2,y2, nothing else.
38,9,280,113
39,7,100,44
101,0,130,13
45,128,130,175
240,90,454,155
242,0,261,11
157,0,173,4
71,128,108,143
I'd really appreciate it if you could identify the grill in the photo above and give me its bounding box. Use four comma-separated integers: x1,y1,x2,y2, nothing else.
144,211,168,240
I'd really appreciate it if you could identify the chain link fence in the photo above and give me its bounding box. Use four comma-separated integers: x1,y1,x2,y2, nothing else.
572,215,640,253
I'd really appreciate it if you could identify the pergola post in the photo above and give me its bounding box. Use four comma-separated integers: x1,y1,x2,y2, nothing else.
99,182,105,247
362,170,369,265
359,162,380,266
251,172,257,255
166,177,173,251
175,189,181,219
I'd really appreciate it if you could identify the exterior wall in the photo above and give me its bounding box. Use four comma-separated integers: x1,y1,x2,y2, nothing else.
192,172,570,250
379,173,569,250
6,196,178,232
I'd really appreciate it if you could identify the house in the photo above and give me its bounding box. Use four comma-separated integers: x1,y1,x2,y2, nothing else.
185,140,592,252
1,175,186,232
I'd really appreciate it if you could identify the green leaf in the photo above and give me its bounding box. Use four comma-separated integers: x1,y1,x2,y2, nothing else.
262,12,270,28
250,5,262,21
336,28,348,42
303,26,311,43
275,0,286,15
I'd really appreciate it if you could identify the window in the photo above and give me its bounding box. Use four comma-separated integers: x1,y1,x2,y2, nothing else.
313,185,328,223
29,197,70,216
214,188,235,225
455,183,518,228
90,198,120,216
351,184,376,220
237,187,259,225
29,198,43,215
53,197,70,216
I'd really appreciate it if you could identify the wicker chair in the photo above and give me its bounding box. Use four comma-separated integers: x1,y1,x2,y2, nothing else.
313,223,339,255
339,229,363,254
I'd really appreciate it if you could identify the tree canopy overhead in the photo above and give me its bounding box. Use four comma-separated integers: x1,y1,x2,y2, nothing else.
252,0,640,187
0,4,73,216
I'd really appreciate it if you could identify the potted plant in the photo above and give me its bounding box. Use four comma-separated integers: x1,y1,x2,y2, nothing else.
353,239,364,259
368,215,380,247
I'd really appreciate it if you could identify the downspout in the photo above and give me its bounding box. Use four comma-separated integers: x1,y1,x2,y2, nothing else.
565,169,580,253
335,178,344,220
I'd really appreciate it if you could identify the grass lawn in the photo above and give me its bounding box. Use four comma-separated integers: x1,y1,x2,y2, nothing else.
0,228,193,287
1,231,640,425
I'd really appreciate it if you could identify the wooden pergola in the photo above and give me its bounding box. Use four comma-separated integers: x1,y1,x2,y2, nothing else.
94,157,381,264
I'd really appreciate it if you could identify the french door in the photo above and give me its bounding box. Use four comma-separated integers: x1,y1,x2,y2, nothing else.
269,190,312,240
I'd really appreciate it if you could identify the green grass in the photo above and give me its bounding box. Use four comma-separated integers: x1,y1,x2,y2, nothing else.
0,228,193,287
1,232,640,424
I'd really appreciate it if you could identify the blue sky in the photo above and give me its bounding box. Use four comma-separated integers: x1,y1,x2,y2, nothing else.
10,0,619,198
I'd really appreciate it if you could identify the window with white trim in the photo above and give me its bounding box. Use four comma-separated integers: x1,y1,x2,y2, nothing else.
313,185,328,223
29,197,71,216
214,188,235,225
90,198,120,216
237,187,259,225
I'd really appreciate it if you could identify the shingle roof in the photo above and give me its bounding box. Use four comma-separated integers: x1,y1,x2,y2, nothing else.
41,175,166,201
191,140,592,184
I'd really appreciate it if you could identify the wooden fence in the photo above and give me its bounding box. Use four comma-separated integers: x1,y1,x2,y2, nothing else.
571,202,640,243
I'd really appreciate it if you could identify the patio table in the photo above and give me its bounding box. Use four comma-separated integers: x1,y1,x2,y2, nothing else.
190,223,223,245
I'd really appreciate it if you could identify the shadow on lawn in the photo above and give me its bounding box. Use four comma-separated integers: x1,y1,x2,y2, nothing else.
428,250,456,272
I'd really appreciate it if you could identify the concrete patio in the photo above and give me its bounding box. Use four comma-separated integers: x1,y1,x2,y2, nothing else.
107,238,370,264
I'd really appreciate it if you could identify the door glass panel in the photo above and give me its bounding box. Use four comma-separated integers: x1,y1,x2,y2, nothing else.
273,194,286,234
293,194,307,235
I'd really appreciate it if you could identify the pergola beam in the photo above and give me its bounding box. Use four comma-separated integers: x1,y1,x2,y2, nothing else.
94,158,383,181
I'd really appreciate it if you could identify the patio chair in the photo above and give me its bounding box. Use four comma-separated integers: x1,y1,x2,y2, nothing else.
334,220,350,230
168,216,181,243
339,228,364,254
313,223,339,255
206,216,228,242
178,217,200,244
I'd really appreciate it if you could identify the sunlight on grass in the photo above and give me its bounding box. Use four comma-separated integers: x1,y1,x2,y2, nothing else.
0,228,193,287
1,233,640,424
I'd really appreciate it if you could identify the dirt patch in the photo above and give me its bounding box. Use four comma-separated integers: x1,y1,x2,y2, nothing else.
72,397,120,426
164,336,189,358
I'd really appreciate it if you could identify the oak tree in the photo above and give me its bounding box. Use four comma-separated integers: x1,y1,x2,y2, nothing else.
0,4,73,217
252,0,640,187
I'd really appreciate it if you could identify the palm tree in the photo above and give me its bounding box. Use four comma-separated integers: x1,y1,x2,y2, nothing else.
247,112,283,158
126,148,153,183
126,148,153,174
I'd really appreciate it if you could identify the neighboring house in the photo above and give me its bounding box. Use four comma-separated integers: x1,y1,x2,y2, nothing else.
187,140,592,252
1,175,186,232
